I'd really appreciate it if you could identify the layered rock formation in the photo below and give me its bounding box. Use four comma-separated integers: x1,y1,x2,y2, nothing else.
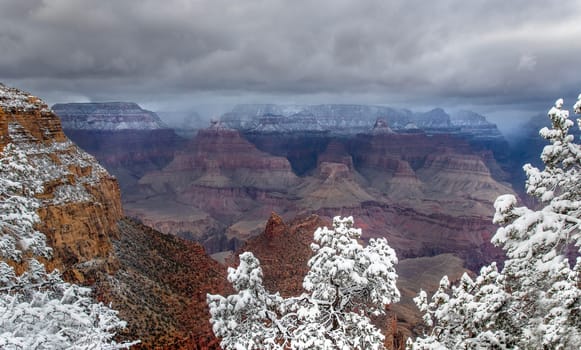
1,84,228,348
221,104,409,134
0,83,123,281
130,125,300,251
126,119,514,270
218,103,513,182
54,102,168,130
6,82,508,348
219,103,504,139
53,103,186,192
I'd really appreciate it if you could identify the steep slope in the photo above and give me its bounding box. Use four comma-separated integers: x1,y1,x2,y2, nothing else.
129,123,514,269
297,162,374,210
53,102,186,193
97,219,228,349
417,151,514,206
1,83,228,349
232,213,325,296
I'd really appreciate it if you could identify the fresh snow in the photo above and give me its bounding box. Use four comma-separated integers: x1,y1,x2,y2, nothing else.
0,86,135,349
53,102,169,130
410,95,581,350
208,216,399,350
0,84,52,113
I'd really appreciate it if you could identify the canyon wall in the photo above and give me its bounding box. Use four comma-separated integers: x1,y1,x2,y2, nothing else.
1,84,227,349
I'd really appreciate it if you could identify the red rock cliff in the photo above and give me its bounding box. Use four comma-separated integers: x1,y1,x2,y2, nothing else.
0,83,123,281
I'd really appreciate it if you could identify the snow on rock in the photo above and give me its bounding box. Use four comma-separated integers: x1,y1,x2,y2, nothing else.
0,83,123,274
0,83,52,113
0,124,113,260
53,102,169,130
0,83,133,348
220,103,504,141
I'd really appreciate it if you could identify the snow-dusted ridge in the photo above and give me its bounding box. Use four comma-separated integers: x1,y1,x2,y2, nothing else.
53,102,169,130
0,83,135,348
0,83,52,113
221,103,502,138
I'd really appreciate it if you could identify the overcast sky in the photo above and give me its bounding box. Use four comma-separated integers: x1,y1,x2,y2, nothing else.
1,0,581,125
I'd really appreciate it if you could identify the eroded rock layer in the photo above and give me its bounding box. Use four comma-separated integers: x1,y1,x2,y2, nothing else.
128,123,512,270
0,83,123,281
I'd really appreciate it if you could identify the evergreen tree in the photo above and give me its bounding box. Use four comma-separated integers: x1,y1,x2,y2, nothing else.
410,95,581,349
208,216,400,349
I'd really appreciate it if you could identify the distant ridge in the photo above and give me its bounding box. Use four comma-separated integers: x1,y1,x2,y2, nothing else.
53,102,169,130
219,103,503,140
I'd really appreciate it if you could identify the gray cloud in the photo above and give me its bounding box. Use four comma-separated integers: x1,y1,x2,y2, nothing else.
1,0,580,113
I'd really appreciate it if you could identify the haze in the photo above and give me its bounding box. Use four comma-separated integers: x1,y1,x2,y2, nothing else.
1,0,581,132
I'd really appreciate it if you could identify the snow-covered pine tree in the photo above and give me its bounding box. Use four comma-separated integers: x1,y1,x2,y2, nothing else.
0,140,136,349
207,216,400,350
410,95,581,350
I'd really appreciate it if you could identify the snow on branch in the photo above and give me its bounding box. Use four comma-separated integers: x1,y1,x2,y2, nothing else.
208,216,400,350
410,95,581,350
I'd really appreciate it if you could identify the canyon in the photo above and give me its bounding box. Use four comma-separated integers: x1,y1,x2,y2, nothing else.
50,101,519,271
117,110,515,270
0,81,458,348
24,96,530,348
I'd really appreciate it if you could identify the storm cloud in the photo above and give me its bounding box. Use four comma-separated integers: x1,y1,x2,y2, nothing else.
1,0,580,113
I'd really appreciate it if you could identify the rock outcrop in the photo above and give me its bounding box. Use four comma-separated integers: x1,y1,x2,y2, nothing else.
217,103,513,181
232,213,325,296
53,102,168,130
0,83,123,281
132,125,299,251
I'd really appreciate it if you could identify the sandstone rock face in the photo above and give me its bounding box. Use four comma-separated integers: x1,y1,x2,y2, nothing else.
134,126,300,250
0,85,67,150
161,128,298,189
0,84,123,282
417,151,513,203
297,162,374,210
53,103,186,193
219,103,513,181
